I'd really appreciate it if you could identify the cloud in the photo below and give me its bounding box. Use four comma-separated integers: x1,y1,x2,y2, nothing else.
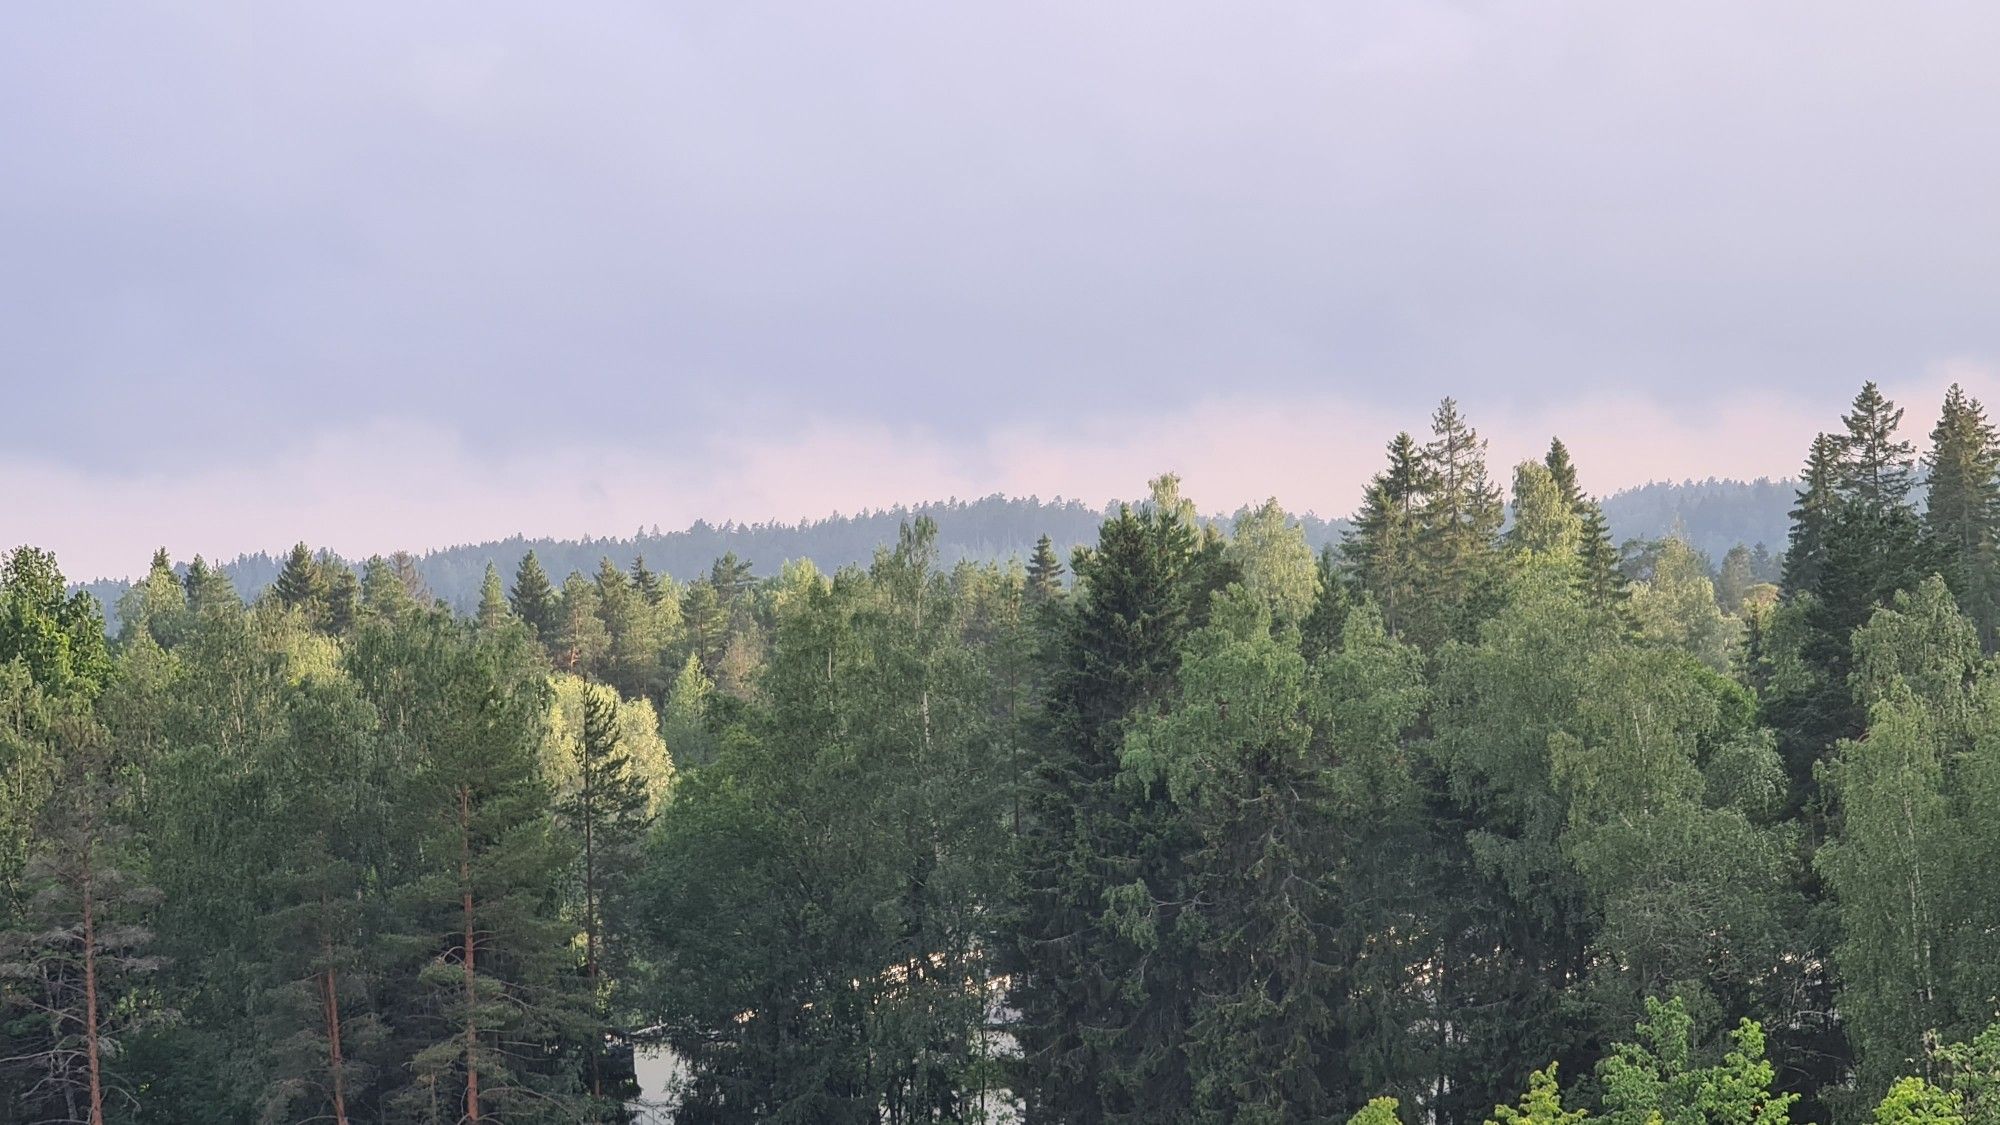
10,366,1993,582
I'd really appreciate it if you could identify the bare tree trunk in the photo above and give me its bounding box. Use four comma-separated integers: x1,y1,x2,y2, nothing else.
460,784,482,1123
81,845,105,1125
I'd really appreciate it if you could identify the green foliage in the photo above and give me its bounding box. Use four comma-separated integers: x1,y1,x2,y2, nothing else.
1488,1064,1587,1125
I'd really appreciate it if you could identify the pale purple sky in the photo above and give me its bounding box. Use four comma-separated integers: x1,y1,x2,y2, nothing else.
5,2,1999,578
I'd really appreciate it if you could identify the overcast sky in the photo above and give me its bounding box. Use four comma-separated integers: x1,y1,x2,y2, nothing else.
5,2,1999,578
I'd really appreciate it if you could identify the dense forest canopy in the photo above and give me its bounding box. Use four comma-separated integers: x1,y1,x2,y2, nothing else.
5,383,1999,1125
69,479,1792,617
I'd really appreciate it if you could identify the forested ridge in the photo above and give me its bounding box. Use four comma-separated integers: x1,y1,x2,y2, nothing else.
4,384,1999,1124
68,479,1791,618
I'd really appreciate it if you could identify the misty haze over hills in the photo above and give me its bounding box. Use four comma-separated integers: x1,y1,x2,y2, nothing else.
70,476,1795,614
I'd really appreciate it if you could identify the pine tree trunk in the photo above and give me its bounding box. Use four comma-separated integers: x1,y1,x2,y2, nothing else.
460,784,482,1123
81,843,106,1125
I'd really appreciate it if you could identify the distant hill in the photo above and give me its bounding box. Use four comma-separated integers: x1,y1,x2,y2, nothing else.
1598,477,1795,564
72,479,1797,619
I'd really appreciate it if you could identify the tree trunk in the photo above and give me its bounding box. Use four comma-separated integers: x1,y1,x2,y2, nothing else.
460,784,482,1123
81,844,105,1125
583,790,602,1099
323,945,350,1125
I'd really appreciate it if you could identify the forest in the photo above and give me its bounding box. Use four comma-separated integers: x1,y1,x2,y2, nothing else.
2,382,1998,1125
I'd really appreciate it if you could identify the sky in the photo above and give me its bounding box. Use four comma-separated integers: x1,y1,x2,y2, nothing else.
4,2,1999,578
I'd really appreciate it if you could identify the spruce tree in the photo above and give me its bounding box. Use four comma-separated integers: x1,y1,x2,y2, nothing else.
475,563,513,635
323,558,361,636
1010,495,1204,1124
1412,399,1504,647
1923,383,2000,646
559,686,651,1104
1836,380,1917,514
1547,438,1626,609
1344,432,1427,638
1025,533,1066,604
629,555,664,606
508,551,559,648
272,541,329,618
1783,434,1841,596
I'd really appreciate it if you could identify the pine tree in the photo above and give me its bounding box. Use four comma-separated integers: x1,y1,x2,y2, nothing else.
1344,432,1427,638
508,551,560,649
1923,383,2000,646
559,686,652,1104
0,720,161,1125
1025,533,1066,604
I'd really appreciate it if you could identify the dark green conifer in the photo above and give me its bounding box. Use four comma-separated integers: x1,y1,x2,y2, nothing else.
1025,533,1066,604
1924,383,2000,645
508,550,559,647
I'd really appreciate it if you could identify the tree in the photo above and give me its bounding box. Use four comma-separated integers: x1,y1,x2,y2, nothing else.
475,563,514,635
0,720,161,1125
554,572,610,676
1413,399,1505,648
1784,434,1842,596
0,546,113,699
1873,1078,1964,1125
558,685,652,1104
1227,497,1320,626
1026,534,1066,605
594,558,663,700
508,551,560,649
1011,487,1205,1124
1485,1064,1586,1125
352,612,589,1123
1345,432,1427,638
1923,384,2000,646
272,541,330,621
1628,537,1740,672
1508,461,1584,561
1837,381,1917,515
1718,546,1756,616
1545,439,1626,610
1597,997,1798,1125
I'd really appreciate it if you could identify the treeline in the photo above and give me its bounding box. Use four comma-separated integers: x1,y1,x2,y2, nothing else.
2,384,1998,1123
71,478,1793,617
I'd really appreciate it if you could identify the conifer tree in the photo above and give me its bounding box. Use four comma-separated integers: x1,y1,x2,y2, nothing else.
1344,431,1427,638
1025,533,1066,604
508,551,560,648
556,572,611,675
1718,545,1756,615
1508,461,1584,560
1011,490,1205,1124
1412,399,1504,647
323,559,361,636
273,541,329,618
1783,434,1842,595
559,686,651,1104
1837,380,1917,514
1546,438,1626,609
115,548,191,649
594,557,662,700
475,563,513,635
1923,383,2000,645
629,554,664,606
0,720,160,1125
